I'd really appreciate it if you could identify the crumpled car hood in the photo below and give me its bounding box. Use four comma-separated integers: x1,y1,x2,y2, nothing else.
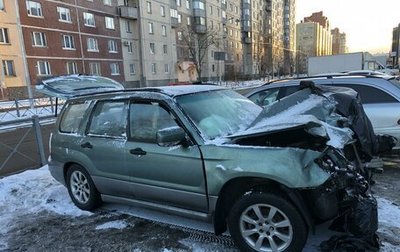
228,88,354,149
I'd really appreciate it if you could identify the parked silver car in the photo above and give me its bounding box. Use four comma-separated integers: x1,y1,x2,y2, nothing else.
246,75,400,149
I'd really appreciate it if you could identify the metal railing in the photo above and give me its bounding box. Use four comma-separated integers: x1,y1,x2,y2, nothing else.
0,97,64,122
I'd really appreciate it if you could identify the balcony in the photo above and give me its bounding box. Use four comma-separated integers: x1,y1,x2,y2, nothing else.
118,6,138,19
243,37,252,44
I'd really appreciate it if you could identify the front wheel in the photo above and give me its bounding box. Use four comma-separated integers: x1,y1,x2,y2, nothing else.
227,192,308,252
66,164,102,210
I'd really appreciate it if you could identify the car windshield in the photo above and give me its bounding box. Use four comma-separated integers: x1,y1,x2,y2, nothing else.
176,89,262,140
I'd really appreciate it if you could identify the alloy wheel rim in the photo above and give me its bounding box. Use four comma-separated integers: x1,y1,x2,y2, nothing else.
239,203,293,252
70,170,90,204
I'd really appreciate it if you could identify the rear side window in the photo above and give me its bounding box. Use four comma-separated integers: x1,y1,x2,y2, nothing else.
60,102,91,133
88,101,128,138
248,88,279,106
340,84,398,104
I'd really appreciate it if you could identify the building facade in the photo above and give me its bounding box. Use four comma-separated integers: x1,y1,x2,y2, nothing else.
1,0,297,97
331,27,347,55
296,11,332,73
391,24,400,69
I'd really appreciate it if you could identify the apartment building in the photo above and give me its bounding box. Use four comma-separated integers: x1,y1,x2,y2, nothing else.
296,12,332,73
391,24,400,68
331,27,347,55
0,0,27,99
1,0,297,97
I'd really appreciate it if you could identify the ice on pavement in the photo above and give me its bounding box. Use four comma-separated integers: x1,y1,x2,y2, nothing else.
1,166,400,251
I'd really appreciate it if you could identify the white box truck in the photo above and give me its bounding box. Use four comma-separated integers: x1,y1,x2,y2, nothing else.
307,52,398,76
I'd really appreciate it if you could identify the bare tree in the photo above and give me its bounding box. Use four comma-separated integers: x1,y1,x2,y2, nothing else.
177,25,220,81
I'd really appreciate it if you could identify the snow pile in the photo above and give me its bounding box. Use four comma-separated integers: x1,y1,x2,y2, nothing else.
0,166,91,238
95,220,129,230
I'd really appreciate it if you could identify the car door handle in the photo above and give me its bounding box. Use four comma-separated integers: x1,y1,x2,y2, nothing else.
80,142,93,149
130,148,146,156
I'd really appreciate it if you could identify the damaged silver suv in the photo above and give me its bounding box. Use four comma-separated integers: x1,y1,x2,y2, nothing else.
40,75,376,252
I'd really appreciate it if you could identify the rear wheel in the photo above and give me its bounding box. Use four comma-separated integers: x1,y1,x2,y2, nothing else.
228,192,307,252
66,164,102,210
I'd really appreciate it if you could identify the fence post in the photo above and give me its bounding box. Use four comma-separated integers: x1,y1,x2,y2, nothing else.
32,115,47,166
15,99,21,117
49,97,54,113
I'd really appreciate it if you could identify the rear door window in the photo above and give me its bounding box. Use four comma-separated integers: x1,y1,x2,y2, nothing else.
59,102,91,133
88,101,128,138
339,84,398,104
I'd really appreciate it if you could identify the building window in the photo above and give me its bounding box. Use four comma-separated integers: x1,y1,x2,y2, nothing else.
62,35,75,49
163,44,167,54
110,63,120,75
177,14,181,23
108,40,118,53
87,38,98,52
160,6,165,17
127,41,133,53
161,25,167,36
151,63,157,74
0,0,4,10
83,12,95,27
0,28,9,44
177,31,182,40
187,17,191,25
146,1,152,13
103,0,112,6
149,43,155,54
66,61,78,74
164,64,169,73
57,7,71,23
105,17,115,29
186,0,190,9
26,1,42,17
37,61,51,76
89,62,101,75
193,1,204,10
148,22,154,34
129,63,136,75
176,0,181,6
32,32,46,47
126,20,132,33
2,60,15,76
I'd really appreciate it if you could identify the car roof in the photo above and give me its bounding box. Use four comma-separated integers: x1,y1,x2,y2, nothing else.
68,85,225,101
246,74,400,100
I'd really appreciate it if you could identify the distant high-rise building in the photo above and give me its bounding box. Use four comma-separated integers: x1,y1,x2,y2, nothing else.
296,11,332,73
331,28,348,55
391,24,400,68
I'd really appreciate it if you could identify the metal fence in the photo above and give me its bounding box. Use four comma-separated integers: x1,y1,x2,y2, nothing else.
0,115,55,177
0,97,64,122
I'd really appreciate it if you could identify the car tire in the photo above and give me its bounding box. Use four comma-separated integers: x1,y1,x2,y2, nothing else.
227,192,307,252
66,164,102,211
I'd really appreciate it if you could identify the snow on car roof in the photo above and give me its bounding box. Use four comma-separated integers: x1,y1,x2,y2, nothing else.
153,85,225,97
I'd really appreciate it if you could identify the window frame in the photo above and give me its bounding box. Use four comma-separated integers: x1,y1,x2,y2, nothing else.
89,62,101,75
37,61,51,76
108,39,118,53
110,62,120,76
83,12,95,27
87,37,99,52
105,16,115,30
32,32,47,47
57,6,71,23
62,34,75,50
2,60,16,76
0,28,9,44
26,1,43,17
66,61,78,74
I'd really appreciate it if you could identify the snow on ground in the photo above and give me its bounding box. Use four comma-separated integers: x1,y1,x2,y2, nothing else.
1,166,399,251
